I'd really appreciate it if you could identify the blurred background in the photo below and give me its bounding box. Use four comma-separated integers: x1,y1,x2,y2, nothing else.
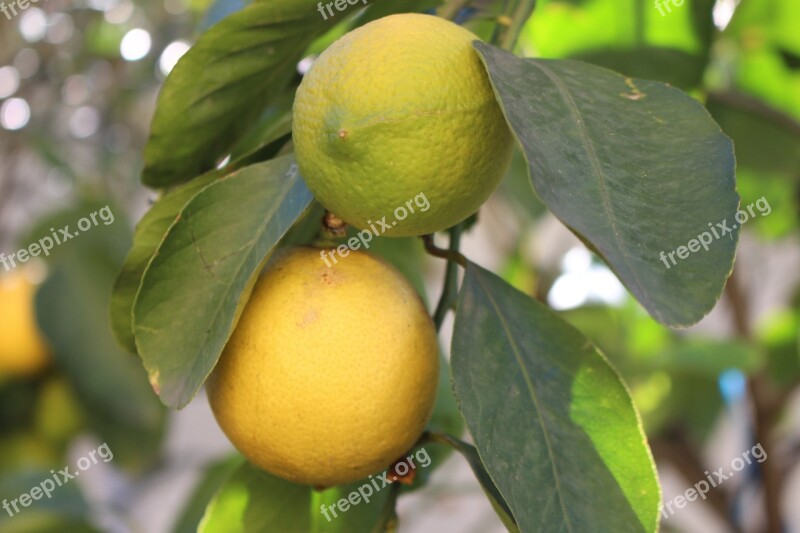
0,0,798,531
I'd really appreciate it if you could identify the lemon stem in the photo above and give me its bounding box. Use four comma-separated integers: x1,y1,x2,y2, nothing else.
423,225,467,330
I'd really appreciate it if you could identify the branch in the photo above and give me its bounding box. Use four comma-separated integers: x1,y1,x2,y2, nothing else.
725,267,784,533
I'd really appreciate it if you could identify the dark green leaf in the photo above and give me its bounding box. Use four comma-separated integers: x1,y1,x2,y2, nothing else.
111,173,220,353
452,262,660,532
133,156,313,408
476,43,739,327
429,433,519,532
142,0,326,187
111,123,292,353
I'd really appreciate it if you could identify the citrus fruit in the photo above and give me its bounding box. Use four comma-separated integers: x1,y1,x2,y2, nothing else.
293,13,513,237
207,247,439,487
0,269,51,377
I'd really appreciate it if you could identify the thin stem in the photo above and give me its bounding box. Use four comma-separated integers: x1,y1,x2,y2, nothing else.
422,232,468,268
419,429,469,449
431,224,465,329
422,229,468,330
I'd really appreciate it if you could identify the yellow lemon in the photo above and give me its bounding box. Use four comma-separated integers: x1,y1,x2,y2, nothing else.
293,13,513,237
207,247,439,487
0,269,51,377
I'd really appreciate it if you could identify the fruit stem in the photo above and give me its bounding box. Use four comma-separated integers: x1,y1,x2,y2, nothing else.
422,226,467,330
425,225,466,330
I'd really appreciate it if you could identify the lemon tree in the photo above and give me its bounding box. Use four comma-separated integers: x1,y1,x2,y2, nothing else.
111,0,744,531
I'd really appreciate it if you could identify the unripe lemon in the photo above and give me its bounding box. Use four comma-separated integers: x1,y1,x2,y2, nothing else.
0,269,51,377
207,247,439,487
293,13,513,237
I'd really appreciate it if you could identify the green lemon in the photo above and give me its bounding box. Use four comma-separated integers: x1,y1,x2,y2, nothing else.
293,13,513,236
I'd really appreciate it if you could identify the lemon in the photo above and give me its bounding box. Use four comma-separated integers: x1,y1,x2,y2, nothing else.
207,247,439,487
293,13,513,237
0,269,51,377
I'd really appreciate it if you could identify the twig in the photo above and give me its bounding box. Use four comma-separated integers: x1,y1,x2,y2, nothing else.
428,225,466,329
422,233,468,268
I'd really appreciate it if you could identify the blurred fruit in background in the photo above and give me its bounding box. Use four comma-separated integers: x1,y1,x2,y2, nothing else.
0,266,50,377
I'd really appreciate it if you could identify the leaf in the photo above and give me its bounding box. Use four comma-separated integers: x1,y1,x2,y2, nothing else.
172,455,244,533
142,0,326,187
199,462,391,533
654,339,762,376
111,122,292,353
705,92,800,178
430,433,519,532
199,463,311,533
452,262,661,532
133,156,313,408
523,0,715,89
111,173,220,353
0,469,89,522
33,204,166,470
475,42,739,327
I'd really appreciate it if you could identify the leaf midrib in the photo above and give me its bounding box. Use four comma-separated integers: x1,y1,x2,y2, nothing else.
472,268,575,533
525,60,656,321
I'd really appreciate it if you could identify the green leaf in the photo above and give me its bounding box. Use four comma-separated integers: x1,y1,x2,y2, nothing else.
111,122,292,353
33,204,166,470
199,462,391,533
452,262,660,532
475,43,739,327
0,469,90,528
133,156,313,408
706,92,800,179
199,463,311,532
654,339,762,376
111,172,221,353
173,455,244,533
522,0,715,89
142,0,326,187
429,433,519,532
